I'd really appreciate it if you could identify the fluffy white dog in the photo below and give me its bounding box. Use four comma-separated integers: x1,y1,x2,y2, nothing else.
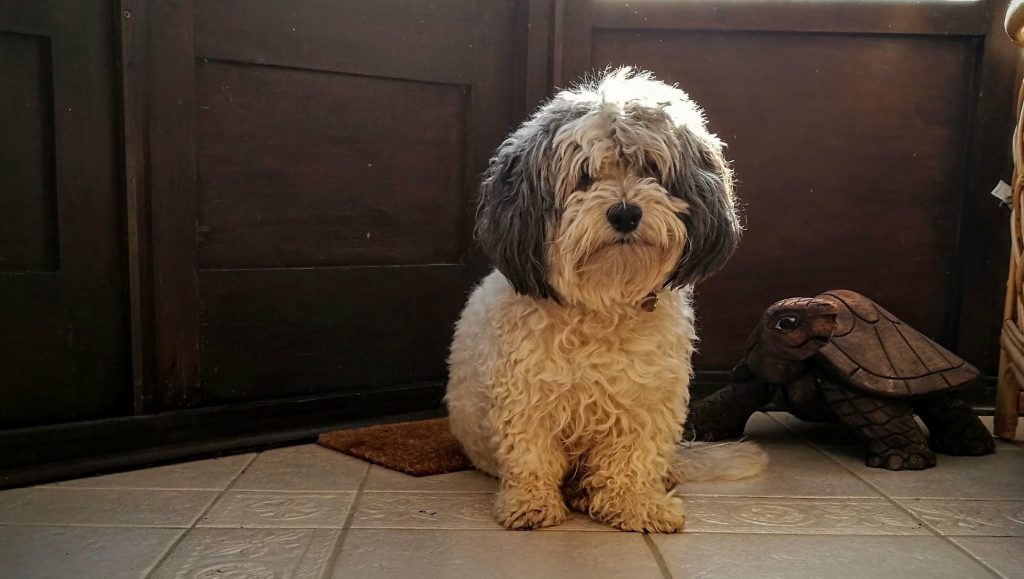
446,69,767,533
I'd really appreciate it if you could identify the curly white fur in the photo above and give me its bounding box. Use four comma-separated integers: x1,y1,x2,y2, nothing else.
446,69,766,533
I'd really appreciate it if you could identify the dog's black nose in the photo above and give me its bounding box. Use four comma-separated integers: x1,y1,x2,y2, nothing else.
606,203,642,233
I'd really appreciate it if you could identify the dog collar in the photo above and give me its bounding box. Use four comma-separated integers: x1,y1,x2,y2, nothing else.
640,291,659,312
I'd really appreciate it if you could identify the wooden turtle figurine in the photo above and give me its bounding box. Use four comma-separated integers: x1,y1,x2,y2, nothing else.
685,290,995,470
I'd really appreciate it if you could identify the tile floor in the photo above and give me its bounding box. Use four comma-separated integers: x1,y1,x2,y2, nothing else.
1,412,1023,578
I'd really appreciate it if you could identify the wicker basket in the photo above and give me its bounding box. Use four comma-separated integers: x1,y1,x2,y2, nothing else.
996,1,1024,440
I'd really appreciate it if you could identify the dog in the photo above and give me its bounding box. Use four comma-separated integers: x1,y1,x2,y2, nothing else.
445,68,767,533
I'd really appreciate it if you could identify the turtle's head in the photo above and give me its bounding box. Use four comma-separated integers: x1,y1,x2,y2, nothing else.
760,297,838,359
742,297,838,384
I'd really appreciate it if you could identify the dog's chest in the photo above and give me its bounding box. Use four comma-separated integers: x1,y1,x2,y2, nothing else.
498,299,694,404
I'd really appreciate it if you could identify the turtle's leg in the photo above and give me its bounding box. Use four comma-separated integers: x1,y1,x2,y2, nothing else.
683,378,774,441
818,377,936,470
914,393,995,456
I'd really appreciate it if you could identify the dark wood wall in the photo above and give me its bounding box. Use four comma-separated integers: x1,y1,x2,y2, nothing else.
0,0,1018,486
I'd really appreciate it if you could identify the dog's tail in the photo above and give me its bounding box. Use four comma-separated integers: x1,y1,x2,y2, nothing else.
672,440,768,482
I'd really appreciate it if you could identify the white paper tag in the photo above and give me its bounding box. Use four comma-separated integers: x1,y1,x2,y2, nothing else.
992,180,1013,204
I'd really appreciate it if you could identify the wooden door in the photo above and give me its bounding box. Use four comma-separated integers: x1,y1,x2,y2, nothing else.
0,1,128,428
555,0,989,377
145,0,515,410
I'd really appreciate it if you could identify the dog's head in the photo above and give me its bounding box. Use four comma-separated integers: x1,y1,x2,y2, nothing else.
476,68,740,308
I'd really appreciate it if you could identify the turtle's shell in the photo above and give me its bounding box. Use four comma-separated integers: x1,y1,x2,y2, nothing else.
814,290,978,397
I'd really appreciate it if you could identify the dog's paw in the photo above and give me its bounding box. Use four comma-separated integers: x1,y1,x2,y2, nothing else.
592,492,686,533
616,496,686,533
495,487,569,530
663,466,684,491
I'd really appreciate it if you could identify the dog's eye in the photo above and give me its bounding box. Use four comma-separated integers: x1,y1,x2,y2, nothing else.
643,159,660,179
577,169,593,191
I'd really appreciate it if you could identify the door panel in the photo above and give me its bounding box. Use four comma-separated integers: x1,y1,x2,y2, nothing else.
1,31,56,272
199,265,465,403
148,0,514,409
194,0,473,85
195,61,468,269
0,1,128,428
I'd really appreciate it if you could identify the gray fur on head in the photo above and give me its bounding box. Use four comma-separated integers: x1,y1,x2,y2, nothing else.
664,124,740,288
475,102,587,299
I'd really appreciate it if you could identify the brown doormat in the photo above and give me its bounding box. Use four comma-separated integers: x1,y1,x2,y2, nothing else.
317,417,474,476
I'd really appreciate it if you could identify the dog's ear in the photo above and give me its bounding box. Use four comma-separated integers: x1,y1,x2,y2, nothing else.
665,125,741,288
475,125,557,299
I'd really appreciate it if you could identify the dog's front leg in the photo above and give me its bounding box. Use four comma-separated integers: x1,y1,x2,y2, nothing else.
581,434,685,533
493,420,570,530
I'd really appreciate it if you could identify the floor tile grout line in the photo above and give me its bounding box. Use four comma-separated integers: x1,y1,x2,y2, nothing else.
0,521,999,536
316,462,372,579
139,526,194,576
945,537,1013,579
767,414,1004,578
34,486,246,492
642,534,676,579
35,454,261,490
143,451,259,578
195,452,260,525
357,489,497,495
868,497,1024,503
197,488,373,495
764,413,902,501
682,493,884,500
821,454,1005,578
0,522,202,529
